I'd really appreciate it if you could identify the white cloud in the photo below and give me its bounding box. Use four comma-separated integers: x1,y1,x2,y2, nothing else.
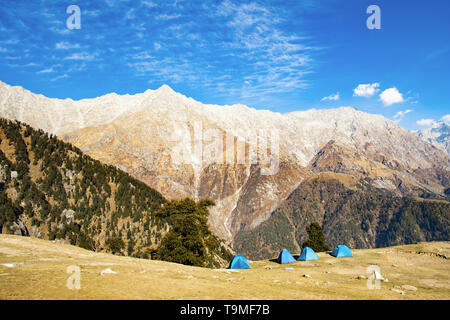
1,39,19,45
416,119,435,126
353,83,380,97
321,92,339,101
50,74,69,82
50,27,71,35
441,114,450,124
210,1,314,98
125,8,136,20
37,67,54,74
156,14,181,20
84,10,101,17
379,87,405,106
122,1,316,101
131,51,152,60
105,0,115,7
393,109,412,122
142,1,157,7
55,42,80,50
64,52,96,61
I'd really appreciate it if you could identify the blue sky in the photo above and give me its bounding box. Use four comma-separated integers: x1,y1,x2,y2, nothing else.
0,0,449,130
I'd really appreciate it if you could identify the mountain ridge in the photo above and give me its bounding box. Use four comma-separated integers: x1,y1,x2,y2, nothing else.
0,80,448,257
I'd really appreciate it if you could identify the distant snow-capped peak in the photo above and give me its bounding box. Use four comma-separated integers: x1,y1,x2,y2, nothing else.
415,121,450,155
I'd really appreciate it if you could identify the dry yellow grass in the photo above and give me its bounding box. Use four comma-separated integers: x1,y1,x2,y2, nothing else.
0,234,449,300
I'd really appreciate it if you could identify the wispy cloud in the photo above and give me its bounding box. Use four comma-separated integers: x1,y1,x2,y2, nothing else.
209,0,316,100
393,109,412,122
50,26,71,35
155,14,181,20
125,8,136,20
56,42,81,50
50,74,69,82
64,52,96,61
0,0,319,108
142,1,158,8
321,92,339,101
37,67,55,74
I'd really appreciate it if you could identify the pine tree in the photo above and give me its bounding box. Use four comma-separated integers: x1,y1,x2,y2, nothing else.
302,222,331,252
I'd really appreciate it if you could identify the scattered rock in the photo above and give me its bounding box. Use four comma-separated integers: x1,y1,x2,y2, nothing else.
401,285,417,291
264,265,273,270
303,274,311,278
9,221,28,236
285,267,294,271
391,288,405,295
357,275,366,280
0,273,10,276
65,169,75,180
186,275,194,279
10,171,18,179
100,268,117,275
61,209,75,224
31,226,43,238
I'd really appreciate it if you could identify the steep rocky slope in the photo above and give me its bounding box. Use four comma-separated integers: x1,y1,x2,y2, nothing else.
235,172,450,259
0,81,448,255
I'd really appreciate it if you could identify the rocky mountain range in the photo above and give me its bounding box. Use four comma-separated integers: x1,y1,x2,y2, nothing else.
0,80,449,258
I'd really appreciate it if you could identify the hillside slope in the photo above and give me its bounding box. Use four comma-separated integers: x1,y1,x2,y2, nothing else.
0,118,231,267
0,235,449,300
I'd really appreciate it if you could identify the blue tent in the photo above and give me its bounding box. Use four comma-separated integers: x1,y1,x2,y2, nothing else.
297,247,319,261
331,245,353,257
229,254,251,269
277,249,296,264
